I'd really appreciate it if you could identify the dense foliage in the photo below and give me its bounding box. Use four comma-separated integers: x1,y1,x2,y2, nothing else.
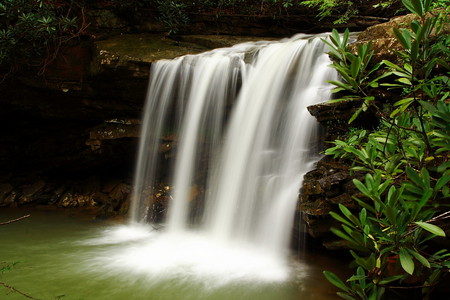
0,0,87,78
2,0,441,78
322,0,450,298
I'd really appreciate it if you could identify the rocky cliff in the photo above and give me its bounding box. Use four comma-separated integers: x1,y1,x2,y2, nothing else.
0,11,422,236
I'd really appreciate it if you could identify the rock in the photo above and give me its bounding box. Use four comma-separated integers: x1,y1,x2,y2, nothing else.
0,184,13,206
307,100,379,139
108,182,131,209
19,180,46,204
91,34,210,78
299,156,362,241
58,192,96,208
350,11,450,63
86,119,140,151
307,100,358,124
173,35,276,49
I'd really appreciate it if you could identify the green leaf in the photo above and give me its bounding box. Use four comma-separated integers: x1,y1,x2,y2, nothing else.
350,56,362,78
323,271,350,292
415,221,446,237
393,27,412,49
347,274,367,282
339,204,360,227
330,211,354,228
348,108,362,124
353,179,370,196
402,0,423,16
435,172,450,192
394,97,415,107
359,208,367,226
423,0,433,13
330,227,354,243
410,40,419,61
413,188,433,218
398,77,412,85
328,80,354,92
419,100,437,113
399,248,415,275
407,248,431,268
379,274,405,285
406,167,423,187
420,168,431,189
384,206,397,226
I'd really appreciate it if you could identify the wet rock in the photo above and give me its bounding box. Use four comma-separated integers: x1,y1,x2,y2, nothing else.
299,156,362,243
307,100,379,139
49,185,67,205
91,34,210,78
19,180,46,204
174,35,276,49
108,182,131,210
0,184,13,206
86,119,140,151
58,192,97,208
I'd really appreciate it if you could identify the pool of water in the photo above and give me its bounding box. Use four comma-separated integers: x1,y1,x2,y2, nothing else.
0,208,343,300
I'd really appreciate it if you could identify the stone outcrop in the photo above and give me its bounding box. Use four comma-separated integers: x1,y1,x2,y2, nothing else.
0,176,130,218
350,10,450,62
298,157,363,241
1,6,438,229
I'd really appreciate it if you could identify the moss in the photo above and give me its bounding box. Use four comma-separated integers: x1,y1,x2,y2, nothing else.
95,34,209,64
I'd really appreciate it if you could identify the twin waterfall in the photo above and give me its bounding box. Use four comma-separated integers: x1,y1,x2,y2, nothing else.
109,34,336,283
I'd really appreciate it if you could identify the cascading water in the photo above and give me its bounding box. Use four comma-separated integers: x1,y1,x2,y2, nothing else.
87,33,337,286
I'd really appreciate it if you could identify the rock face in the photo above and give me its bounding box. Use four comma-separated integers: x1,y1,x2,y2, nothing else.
0,8,431,231
0,32,277,222
298,157,362,241
350,10,450,62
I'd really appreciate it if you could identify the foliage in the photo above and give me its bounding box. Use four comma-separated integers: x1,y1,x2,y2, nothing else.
0,0,85,77
300,0,450,24
323,0,450,298
156,0,190,35
300,0,362,24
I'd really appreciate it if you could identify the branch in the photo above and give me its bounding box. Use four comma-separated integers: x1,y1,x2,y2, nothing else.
0,282,41,300
0,215,30,226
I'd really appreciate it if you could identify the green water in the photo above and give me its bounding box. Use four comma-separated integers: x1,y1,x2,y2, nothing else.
0,208,341,300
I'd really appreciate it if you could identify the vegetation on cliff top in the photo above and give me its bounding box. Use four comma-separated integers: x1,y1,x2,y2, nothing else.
0,0,422,80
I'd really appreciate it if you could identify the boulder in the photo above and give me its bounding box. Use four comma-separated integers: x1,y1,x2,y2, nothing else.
298,156,363,244
350,10,450,62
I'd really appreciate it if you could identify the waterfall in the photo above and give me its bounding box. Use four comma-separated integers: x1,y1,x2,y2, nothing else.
96,33,337,284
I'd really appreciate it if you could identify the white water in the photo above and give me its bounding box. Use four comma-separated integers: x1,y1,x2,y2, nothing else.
90,34,337,285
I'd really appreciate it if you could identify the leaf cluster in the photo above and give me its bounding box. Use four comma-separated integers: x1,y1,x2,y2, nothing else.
0,0,83,77
322,0,450,298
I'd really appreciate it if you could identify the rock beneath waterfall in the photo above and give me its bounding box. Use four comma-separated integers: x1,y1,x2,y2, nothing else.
299,156,363,241
86,119,140,151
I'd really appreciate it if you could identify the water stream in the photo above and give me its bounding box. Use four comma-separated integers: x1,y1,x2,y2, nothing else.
121,34,336,285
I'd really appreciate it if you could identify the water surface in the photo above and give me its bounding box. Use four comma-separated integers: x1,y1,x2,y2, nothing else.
0,208,342,300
